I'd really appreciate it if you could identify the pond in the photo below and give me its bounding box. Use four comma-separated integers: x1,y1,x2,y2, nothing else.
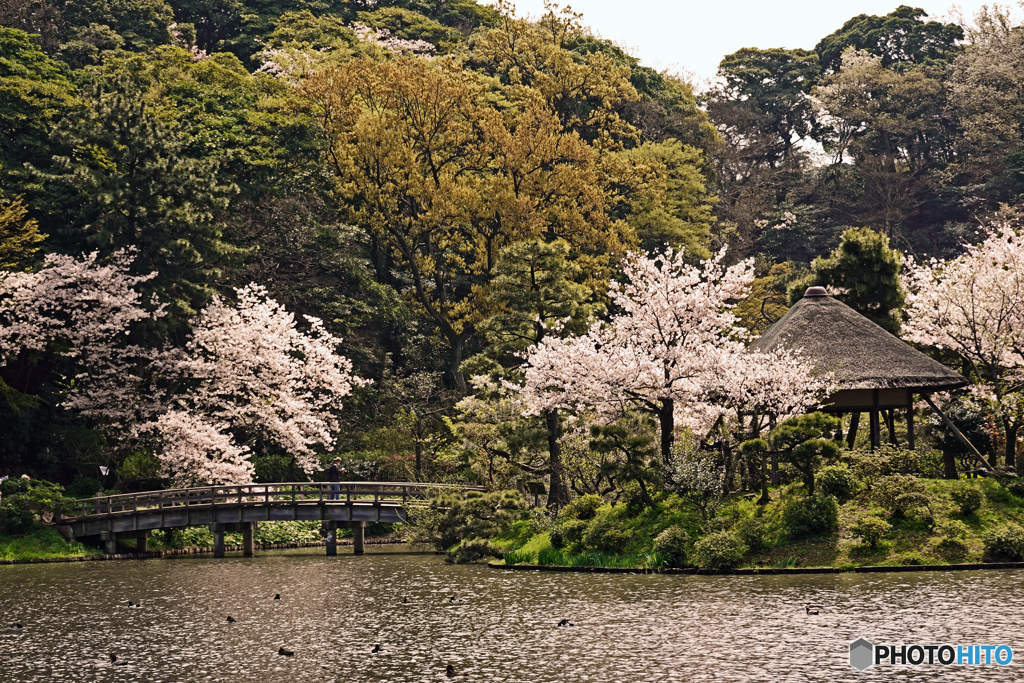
1,547,1022,681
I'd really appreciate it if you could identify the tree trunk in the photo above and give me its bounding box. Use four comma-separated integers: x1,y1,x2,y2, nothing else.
659,398,674,465
545,408,568,509
450,337,468,395
942,449,958,479
758,454,771,505
1006,422,1019,471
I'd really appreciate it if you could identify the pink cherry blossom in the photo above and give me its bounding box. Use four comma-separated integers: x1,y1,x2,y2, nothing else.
520,247,830,452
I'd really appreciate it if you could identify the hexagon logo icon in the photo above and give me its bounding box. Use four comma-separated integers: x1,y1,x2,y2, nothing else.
850,638,874,671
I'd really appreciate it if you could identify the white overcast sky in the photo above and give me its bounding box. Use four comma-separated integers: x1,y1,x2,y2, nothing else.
487,1,1018,84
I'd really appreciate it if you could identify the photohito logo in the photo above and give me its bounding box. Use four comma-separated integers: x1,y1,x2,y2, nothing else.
849,639,1013,671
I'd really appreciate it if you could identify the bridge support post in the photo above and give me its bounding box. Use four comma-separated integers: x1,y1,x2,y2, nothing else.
323,521,337,556
242,522,255,557
100,531,117,555
209,523,225,558
353,521,365,555
136,530,149,555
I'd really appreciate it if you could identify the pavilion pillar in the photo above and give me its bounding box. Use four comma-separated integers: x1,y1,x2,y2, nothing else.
870,390,881,450
242,522,255,557
906,392,915,451
209,523,225,558
847,413,860,449
353,521,365,555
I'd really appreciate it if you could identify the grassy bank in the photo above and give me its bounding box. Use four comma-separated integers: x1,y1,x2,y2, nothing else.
0,528,100,561
489,477,1024,571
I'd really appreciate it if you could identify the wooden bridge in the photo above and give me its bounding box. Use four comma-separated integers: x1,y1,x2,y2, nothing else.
61,482,482,557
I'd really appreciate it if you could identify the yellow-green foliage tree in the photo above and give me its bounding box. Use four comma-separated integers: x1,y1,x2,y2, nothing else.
0,197,46,271
302,55,646,393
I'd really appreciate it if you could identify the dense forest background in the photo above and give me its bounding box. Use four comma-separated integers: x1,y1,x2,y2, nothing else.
2,0,1023,495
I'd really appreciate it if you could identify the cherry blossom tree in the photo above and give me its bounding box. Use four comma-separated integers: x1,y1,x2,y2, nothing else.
0,249,162,428
903,223,1024,468
2,254,367,485
154,284,369,479
521,247,831,464
152,411,253,486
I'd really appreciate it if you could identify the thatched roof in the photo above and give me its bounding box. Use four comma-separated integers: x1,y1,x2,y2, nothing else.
748,287,967,392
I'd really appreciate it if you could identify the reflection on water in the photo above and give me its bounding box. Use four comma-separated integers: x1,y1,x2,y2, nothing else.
1,547,1022,681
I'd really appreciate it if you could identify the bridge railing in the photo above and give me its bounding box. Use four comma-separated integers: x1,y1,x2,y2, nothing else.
66,482,485,520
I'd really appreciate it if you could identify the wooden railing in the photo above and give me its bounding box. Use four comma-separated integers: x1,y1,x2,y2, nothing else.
65,482,484,520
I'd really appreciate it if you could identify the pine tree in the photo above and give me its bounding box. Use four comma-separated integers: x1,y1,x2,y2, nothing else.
47,75,240,329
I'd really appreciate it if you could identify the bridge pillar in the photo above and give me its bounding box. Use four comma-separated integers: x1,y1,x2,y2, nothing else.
242,522,255,557
100,531,117,555
323,521,337,556
209,523,225,558
136,530,149,555
353,521,365,555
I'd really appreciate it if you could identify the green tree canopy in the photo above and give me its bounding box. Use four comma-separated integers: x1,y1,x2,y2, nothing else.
791,227,905,334
815,5,963,73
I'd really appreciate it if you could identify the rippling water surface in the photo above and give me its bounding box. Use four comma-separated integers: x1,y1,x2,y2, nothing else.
1,547,1022,681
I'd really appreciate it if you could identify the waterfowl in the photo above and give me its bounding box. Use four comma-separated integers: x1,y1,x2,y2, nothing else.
226,616,236,623
109,654,128,666
446,664,469,677
274,594,281,600
448,596,460,603
557,619,573,627
371,644,383,653
127,601,141,608
805,603,822,615
10,622,22,629
278,647,294,657
402,597,409,604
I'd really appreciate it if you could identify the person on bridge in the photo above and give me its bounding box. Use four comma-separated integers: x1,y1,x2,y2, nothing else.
326,459,342,500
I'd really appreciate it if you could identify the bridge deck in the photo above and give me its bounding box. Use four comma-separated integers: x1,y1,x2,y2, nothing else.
62,482,482,541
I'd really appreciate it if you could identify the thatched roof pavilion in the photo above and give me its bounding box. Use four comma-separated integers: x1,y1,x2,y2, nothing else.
749,286,968,449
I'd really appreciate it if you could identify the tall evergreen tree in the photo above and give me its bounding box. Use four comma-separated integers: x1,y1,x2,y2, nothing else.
45,76,240,329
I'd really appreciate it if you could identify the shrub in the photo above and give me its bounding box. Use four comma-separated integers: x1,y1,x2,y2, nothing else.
850,515,891,548
652,526,689,568
898,552,925,566
561,494,603,521
0,478,75,533
550,518,588,549
692,531,747,570
951,484,983,515
938,519,969,541
817,464,857,498
734,516,770,552
704,516,733,534
874,475,926,518
0,503,36,535
1004,478,1024,498
936,519,970,553
581,514,631,553
781,494,839,539
894,492,934,523
983,523,1024,562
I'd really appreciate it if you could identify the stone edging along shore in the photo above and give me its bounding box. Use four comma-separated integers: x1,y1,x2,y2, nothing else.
488,560,1024,576
0,538,405,565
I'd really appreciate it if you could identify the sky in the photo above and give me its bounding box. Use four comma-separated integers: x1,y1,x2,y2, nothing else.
486,1,1016,84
